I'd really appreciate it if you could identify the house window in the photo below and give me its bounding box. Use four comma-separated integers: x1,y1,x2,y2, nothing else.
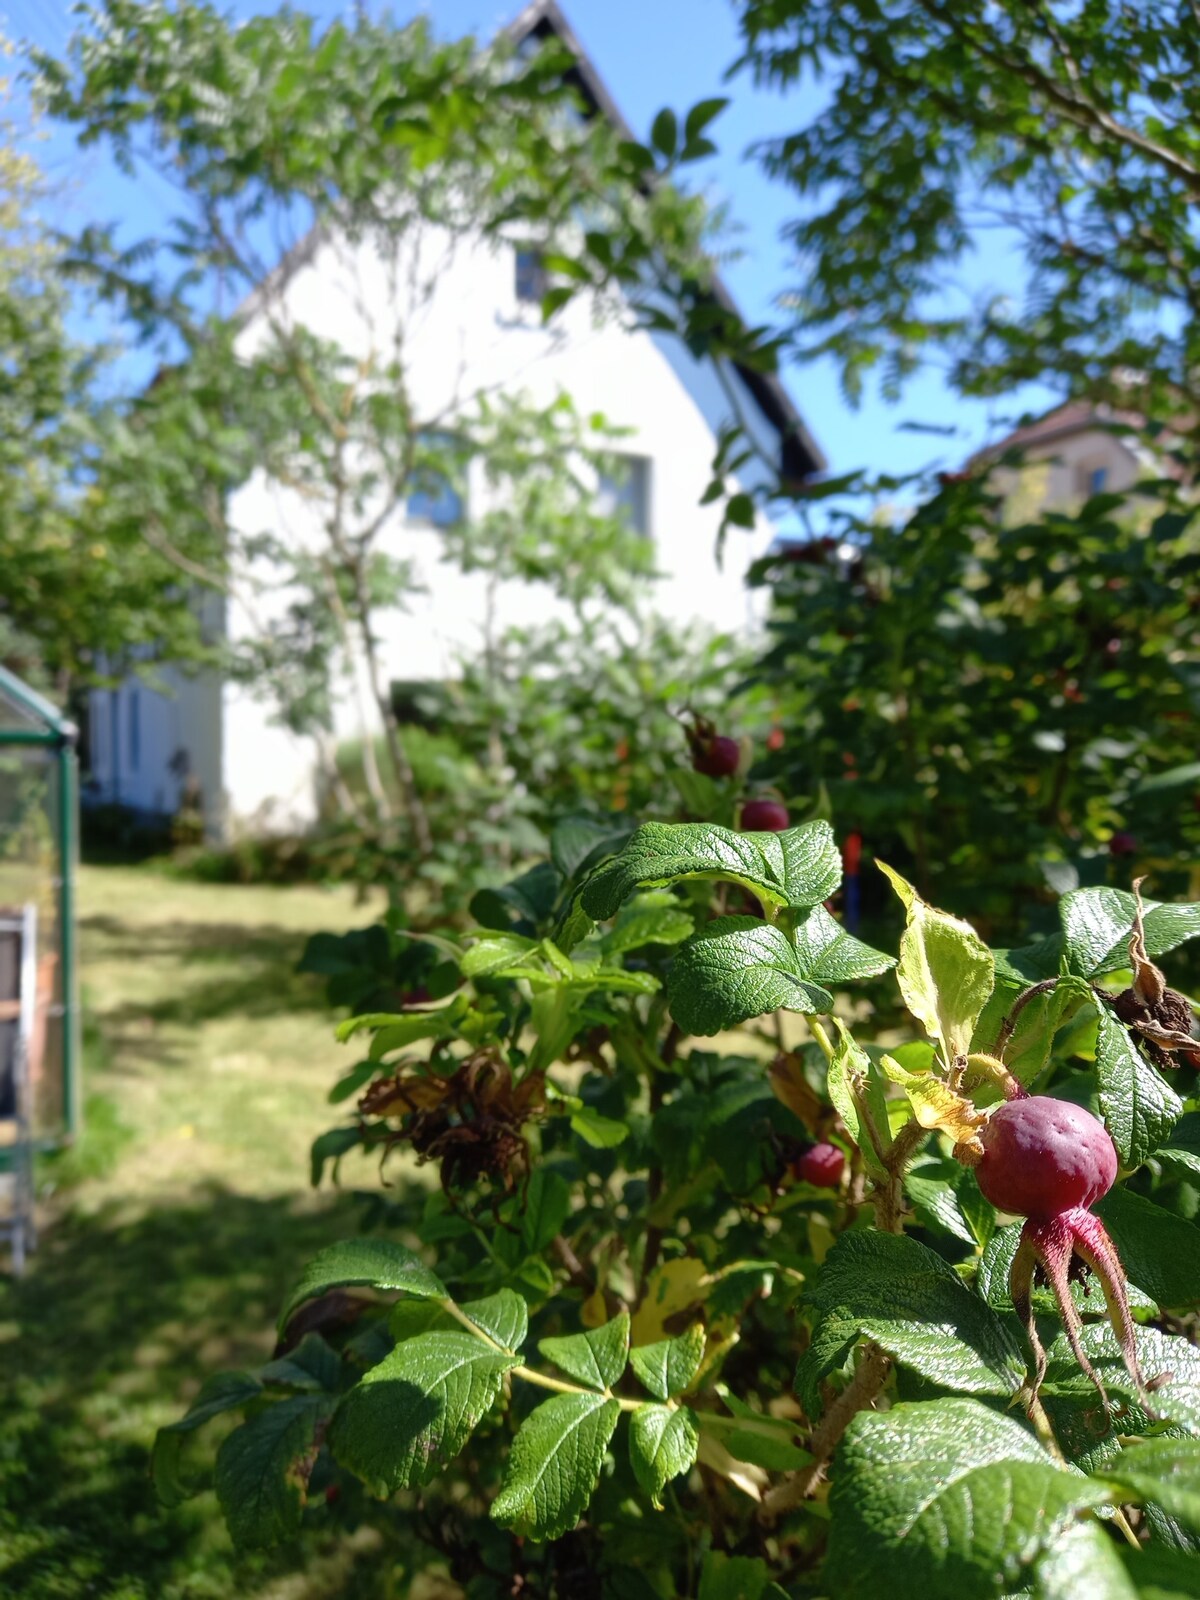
597,455,651,539
514,248,548,305
1076,461,1108,497
406,433,464,528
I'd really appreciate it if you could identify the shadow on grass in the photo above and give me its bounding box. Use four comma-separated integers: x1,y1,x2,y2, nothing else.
0,1183,428,1600
82,913,335,1032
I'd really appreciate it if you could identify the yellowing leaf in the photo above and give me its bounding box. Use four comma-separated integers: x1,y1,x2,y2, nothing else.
878,862,995,1071
632,1257,709,1346
695,1431,769,1502
580,1288,609,1330
881,1054,985,1146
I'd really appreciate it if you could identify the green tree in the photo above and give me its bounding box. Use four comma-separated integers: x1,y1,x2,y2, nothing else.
33,0,708,852
0,37,210,696
733,0,1200,429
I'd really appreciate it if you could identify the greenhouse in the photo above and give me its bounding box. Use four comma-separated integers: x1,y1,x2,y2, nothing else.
0,666,80,1269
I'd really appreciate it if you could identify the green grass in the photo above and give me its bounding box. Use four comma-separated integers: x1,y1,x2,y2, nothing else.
0,865,433,1600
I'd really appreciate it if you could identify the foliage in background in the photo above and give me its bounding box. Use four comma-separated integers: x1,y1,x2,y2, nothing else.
747,461,1200,944
732,0,1200,422
0,35,210,696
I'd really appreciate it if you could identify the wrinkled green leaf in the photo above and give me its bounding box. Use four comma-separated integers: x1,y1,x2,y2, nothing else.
1103,1439,1200,1533
579,820,841,921
825,1397,1112,1600
1061,888,1200,978
629,1323,706,1401
330,1332,520,1493
791,903,895,984
808,1229,1026,1396
278,1239,446,1333
1094,1006,1182,1166
628,1403,699,1506
216,1394,333,1549
539,1312,630,1392
667,917,832,1035
491,1391,621,1540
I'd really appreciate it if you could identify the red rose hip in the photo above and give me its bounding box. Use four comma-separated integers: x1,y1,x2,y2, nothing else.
741,797,789,832
693,734,741,778
792,1142,845,1188
975,1096,1117,1220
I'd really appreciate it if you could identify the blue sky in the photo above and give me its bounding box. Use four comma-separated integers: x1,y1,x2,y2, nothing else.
5,0,1056,480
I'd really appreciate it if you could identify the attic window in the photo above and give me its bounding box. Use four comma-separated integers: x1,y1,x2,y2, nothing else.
515,248,548,305
1076,461,1108,497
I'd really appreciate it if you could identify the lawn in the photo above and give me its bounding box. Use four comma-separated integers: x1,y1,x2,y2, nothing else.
0,864,435,1600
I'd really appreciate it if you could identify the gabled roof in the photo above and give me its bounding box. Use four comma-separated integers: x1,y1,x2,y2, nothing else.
508,0,825,481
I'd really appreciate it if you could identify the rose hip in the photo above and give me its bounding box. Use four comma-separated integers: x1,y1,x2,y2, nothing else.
791,1142,845,1188
975,1095,1116,1220
693,734,741,778
740,798,789,832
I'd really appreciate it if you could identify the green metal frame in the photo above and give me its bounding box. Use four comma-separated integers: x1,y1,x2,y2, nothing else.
0,663,81,1143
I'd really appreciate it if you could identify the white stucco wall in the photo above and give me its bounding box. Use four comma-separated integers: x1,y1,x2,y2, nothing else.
93,220,801,837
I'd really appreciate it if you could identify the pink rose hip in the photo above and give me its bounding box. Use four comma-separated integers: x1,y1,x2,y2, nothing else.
976,1095,1117,1220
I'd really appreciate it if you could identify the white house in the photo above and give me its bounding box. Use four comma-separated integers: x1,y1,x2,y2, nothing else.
973,399,1169,514
86,0,824,837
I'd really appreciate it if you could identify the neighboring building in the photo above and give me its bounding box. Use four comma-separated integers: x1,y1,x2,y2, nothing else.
971,399,1166,516
86,0,824,837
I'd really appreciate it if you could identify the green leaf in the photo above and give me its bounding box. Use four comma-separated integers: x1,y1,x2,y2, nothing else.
629,1323,706,1401
329,1332,520,1494
309,1125,362,1187
807,1230,1026,1396
1043,1321,1200,1434
684,96,728,144
721,1427,811,1473
667,917,832,1036
978,1223,1157,1317
1034,1518,1139,1600
628,1403,699,1506
698,1551,789,1600
725,491,756,528
791,903,895,984
278,1239,446,1333
1095,1007,1183,1166
259,1332,342,1393
215,1394,333,1549
459,1290,528,1353
827,1021,893,1182
520,1168,572,1254
825,1398,1112,1600
367,1012,452,1061
328,1059,377,1103
1094,1186,1200,1308
1156,1112,1200,1182
460,933,540,978
579,820,841,921
650,107,677,160
1060,888,1200,977
600,892,694,957
539,1312,630,1391
1103,1439,1200,1533
878,862,995,1069
152,1371,263,1507
491,1391,621,1540
569,1106,630,1148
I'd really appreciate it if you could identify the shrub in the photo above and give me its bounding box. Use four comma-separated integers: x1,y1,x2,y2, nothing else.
155,804,1200,1598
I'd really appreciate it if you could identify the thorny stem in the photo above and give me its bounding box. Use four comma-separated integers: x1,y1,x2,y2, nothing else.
760,1343,893,1519
994,977,1060,1057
